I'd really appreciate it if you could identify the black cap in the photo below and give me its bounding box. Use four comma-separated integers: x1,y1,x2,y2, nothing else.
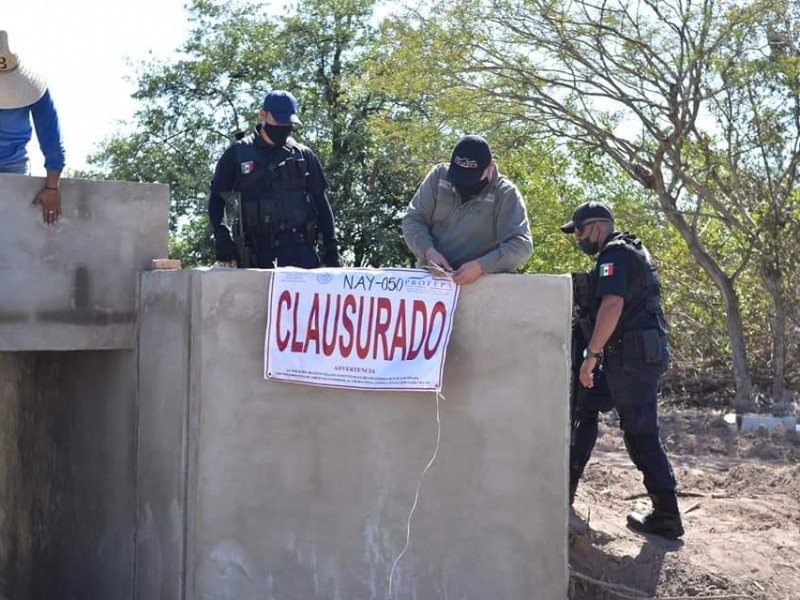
560,201,614,233
447,135,492,184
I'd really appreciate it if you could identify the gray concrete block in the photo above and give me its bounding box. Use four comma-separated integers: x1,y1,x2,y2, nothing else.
739,413,798,433
135,270,193,600
0,174,168,350
136,269,571,600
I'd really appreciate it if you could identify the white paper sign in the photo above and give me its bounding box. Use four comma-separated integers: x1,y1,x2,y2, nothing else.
264,268,460,391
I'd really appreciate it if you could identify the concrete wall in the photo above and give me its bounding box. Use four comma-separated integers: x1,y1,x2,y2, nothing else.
135,271,193,600
136,269,571,600
0,175,168,599
0,174,168,351
0,350,137,600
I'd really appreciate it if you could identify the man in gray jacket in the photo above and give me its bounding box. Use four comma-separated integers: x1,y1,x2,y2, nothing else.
402,135,532,285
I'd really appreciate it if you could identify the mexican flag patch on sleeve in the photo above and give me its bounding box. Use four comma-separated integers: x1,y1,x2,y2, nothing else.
240,161,255,175
600,263,615,277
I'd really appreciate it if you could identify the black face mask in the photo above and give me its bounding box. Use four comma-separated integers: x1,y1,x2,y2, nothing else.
454,178,489,200
578,238,600,255
262,122,293,146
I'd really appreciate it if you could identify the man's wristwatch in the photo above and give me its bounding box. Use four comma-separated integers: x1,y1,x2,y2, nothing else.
584,347,603,359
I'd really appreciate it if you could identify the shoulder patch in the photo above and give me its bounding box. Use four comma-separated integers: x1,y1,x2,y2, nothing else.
240,161,255,175
599,262,615,277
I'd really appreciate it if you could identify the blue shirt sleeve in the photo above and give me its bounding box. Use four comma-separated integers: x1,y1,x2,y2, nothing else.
30,89,65,172
594,248,631,299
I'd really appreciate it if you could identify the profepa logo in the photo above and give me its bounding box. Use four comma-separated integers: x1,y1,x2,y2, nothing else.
453,156,478,169
406,276,454,290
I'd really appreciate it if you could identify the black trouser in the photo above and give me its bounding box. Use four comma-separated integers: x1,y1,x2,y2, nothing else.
253,241,320,269
571,345,677,495
603,346,677,494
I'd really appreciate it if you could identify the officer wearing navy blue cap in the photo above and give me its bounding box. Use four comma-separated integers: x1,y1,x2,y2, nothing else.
561,201,683,540
209,90,340,269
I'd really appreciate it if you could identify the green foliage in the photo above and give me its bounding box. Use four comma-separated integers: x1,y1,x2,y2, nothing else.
502,141,587,275
168,216,216,268
85,0,437,268
392,0,800,401
77,0,800,398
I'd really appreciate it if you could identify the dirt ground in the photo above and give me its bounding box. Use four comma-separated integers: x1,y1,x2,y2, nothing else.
568,406,800,600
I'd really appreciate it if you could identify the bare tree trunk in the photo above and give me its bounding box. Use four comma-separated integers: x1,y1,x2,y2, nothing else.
657,194,754,411
720,284,756,412
761,260,787,402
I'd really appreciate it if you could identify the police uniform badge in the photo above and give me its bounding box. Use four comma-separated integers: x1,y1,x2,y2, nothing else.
240,161,255,175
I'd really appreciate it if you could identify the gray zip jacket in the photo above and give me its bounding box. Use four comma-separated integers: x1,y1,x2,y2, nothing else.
402,164,533,272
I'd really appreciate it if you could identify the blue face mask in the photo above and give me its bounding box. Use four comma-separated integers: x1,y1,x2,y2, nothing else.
578,238,600,255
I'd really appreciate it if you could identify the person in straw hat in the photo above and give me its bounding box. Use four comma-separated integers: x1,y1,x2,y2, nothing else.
0,30,65,225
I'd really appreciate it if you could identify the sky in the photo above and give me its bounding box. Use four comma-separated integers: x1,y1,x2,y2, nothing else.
2,0,191,175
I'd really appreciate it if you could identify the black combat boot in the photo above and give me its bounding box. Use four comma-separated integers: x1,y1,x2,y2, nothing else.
626,493,684,540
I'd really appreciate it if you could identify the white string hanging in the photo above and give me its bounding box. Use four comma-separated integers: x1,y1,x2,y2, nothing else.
387,390,444,598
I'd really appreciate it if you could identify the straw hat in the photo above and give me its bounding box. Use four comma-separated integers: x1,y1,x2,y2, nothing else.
0,31,47,109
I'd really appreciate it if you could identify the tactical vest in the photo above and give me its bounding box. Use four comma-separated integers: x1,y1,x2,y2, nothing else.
596,232,666,335
233,135,317,247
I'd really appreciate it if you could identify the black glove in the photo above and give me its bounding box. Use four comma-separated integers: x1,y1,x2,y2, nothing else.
214,226,237,262
322,244,340,267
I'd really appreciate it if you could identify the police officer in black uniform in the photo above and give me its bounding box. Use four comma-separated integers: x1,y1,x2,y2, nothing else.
561,201,683,540
209,90,340,269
